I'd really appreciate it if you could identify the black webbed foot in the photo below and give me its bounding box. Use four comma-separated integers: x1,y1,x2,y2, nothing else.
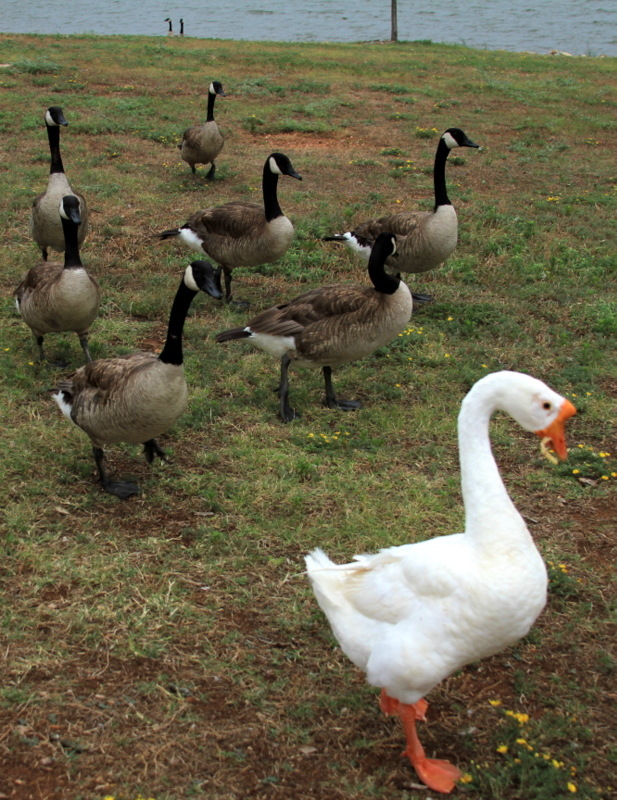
103,480,139,500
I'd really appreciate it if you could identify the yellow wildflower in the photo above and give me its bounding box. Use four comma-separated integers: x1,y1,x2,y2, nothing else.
496,745,508,754
567,782,577,793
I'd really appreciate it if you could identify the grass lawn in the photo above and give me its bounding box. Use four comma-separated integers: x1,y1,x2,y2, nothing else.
0,33,615,800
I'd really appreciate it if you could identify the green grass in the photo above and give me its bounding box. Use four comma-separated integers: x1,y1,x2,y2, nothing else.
0,32,615,800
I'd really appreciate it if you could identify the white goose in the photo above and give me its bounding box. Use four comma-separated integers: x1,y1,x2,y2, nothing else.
306,371,576,793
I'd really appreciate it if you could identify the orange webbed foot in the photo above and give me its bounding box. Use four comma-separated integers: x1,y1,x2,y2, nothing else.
406,754,462,794
379,691,461,794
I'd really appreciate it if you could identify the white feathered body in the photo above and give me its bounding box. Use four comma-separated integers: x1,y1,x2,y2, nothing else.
306,528,547,704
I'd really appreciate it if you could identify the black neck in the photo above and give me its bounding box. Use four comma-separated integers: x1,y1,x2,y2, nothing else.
158,280,198,366
262,162,282,222
47,124,65,175
206,91,216,122
62,217,82,269
433,138,451,210
368,247,400,295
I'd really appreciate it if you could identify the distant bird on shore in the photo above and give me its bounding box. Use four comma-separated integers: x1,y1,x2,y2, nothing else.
17,195,100,365
215,233,413,422
323,128,480,302
179,18,185,36
158,152,302,306
178,80,226,180
52,261,222,499
164,17,174,36
30,106,89,261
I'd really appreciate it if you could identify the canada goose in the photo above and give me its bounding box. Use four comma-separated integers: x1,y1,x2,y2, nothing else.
179,18,185,36
165,17,174,35
306,371,576,793
16,194,100,364
158,152,302,305
215,233,412,422
324,128,479,302
179,80,226,180
52,261,222,499
30,106,89,261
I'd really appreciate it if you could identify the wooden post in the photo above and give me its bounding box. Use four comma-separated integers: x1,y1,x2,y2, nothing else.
391,0,398,42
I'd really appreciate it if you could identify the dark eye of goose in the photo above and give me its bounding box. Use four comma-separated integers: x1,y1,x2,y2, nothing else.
542,401,552,410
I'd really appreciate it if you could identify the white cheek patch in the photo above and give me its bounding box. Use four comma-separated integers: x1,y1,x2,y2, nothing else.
179,227,207,254
184,264,200,292
442,131,459,149
45,109,58,126
268,156,282,175
209,82,215,94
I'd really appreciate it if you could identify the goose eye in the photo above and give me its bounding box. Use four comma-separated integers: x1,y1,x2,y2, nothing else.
542,401,552,410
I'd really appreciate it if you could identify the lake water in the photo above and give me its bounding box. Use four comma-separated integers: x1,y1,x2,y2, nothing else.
1,0,615,56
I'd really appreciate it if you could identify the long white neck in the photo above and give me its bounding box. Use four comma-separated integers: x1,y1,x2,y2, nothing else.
458,376,530,549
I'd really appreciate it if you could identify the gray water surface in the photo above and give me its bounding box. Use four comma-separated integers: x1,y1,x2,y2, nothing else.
1,0,615,55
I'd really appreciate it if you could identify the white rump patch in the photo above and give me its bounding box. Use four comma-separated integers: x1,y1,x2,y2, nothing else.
268,156,282,175
179,227,207,254
343,233,371,260
250,331,296,359
52,390,76,424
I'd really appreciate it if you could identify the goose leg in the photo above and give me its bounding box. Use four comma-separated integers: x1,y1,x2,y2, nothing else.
279,354,299,423
41,247,48,261
190,164,197,177
35,334,45,363
379,690,461,794
92,446,139,500
223,267,249,310
78,333,93,364
205,161,216,180
322,366,361,412
143,438,167,464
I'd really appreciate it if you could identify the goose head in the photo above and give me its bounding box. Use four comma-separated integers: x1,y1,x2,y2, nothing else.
209,80,226,97
59,194,82,225
267,152,303,181
45,106,68,127
185,260,224,299
476,371,576,459
441,127,480,150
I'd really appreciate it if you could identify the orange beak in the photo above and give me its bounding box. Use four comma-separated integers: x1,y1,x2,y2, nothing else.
535,398,577,460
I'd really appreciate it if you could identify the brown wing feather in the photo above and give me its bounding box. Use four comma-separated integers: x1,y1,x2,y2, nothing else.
189,202,265,239
66,352,158,398
354,210,427,240
248,285,374,337
15,262,63,301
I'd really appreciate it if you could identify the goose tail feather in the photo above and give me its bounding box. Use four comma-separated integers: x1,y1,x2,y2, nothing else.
157,228,181,240
215,328,252,343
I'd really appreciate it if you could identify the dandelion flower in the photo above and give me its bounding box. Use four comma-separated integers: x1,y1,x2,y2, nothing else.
488,699,502,707
496,745,508,754
567,782,577,793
